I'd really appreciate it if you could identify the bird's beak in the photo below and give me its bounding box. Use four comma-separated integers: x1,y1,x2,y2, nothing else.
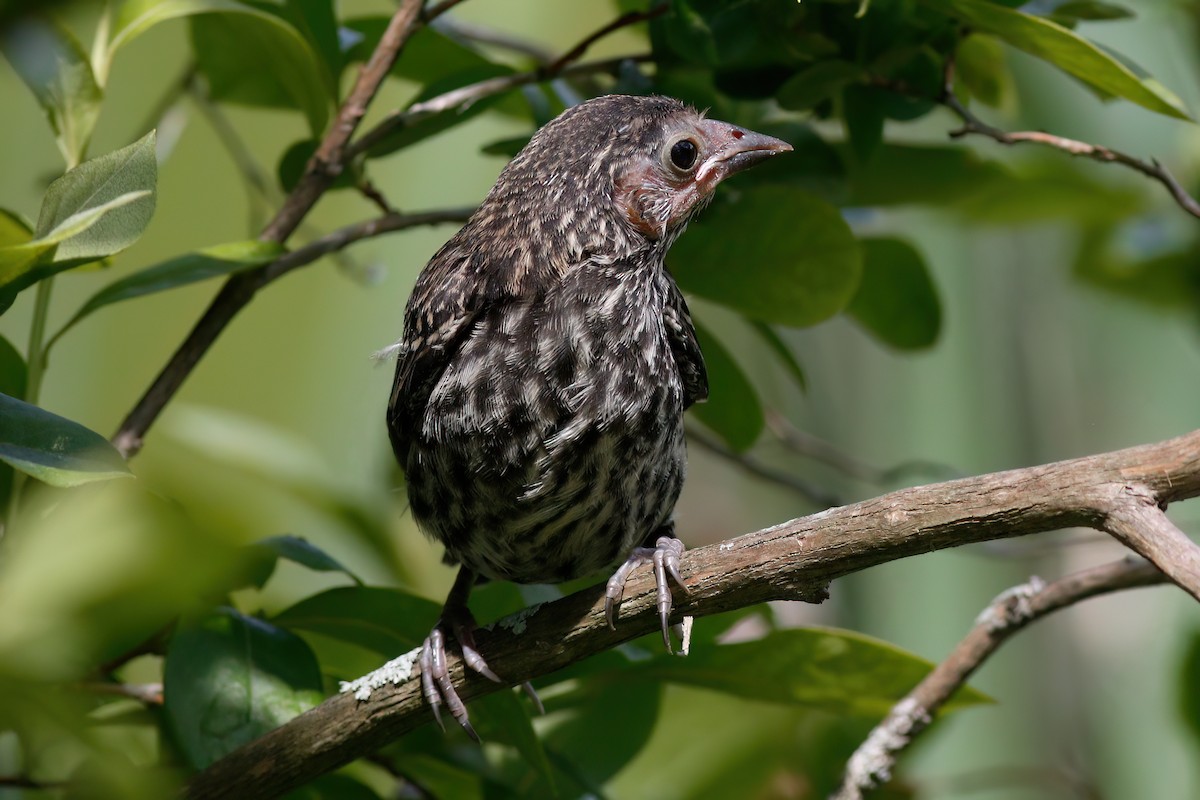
695,120,792,186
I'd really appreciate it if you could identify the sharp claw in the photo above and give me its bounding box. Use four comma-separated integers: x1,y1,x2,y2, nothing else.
667,562,688,593
605,596,618,630
661,610,673,654
461,719,481,744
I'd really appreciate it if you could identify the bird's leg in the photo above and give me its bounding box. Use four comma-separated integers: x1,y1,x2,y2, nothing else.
604,525,690,653
420,566,543,741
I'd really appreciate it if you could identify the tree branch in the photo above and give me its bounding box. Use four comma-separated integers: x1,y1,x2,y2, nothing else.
109,207,472,457
184,429,1200,800
831,557,1164,799
111,0,428,458
939,90,1200,220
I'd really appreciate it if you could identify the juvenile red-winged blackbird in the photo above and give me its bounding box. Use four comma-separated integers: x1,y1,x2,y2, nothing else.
386,94,789,736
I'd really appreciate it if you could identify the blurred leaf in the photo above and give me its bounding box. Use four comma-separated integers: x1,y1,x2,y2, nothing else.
956,33,1013,107
629,627,991,716
56,240,283,341
480,134,533,159
343,18,495,83
847,238,942,350
543,674,662,792
273,586,440,655
284,773,383,800
957,158,1141,223
162,406,392,556
0,392,131,487
0,208,34,245
1051,1,1134,22
472,690,555,794
255,535,363,586
1072,229,1200,310
690,321,763,452
0,336,23,515
0,17,101,166
777,60,863,110
190,10,332,135
730,123,847,203
1179,629,1200,748
749,321,806,392
283,0,342,92
842,85,885,163
0,336,25,407
0,481,235,680
35,130,157,263
164,608,323,769
363,64,517,159
665,0,719,65
670,187,863,327
848,144,1013,207
930,0,1190,119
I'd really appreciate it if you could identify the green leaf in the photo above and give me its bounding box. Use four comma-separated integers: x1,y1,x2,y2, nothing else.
343,18,496,84
1052,2,1134,22
1179,629,1200,748
689,321,763,452
956,33,1013,108
776,60,863,110
0,392,132,486
0,18,102,166
363,64,516,159
543,675,662,791
471,691,555,794
55,240,282,341
629,627,991,716
749,322,806,392
929,0,1190,119
273,586,440,655
284,774,383,800
35,130,157,262
670,187,863,327
164,608,324,769
0,336,26,403
842,85,885,163
254,535,363,586
108,0,331,132
847,238,942,350
0,209,34,246
848,144,1014,207
190,10,332,135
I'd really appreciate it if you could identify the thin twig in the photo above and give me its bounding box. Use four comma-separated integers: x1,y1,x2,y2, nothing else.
78,681,165,705
687,424,842,507
109,206,471,457
765,410,962,485
349,54,650,158
940,90,1200,219
831,557,1163,799
433,18,555,63
543,6,667,75
112,0,429,457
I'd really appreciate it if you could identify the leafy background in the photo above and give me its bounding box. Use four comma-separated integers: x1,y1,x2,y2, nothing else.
1,0,1199,797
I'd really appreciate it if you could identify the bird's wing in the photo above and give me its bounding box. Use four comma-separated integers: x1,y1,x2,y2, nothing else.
663,275,709,409
386,238,497,464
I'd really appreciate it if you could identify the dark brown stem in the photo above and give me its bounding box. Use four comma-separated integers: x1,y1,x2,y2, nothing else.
111,0,428,457
542,6,667,75
686,424,842,507
184,429,1200,800
110,206,472,457
831,557,1164,799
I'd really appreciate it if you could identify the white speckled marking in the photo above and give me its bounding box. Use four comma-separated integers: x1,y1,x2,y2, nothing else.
339,647,422,701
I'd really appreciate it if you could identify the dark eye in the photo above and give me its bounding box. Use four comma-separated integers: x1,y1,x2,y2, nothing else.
669,139,698,171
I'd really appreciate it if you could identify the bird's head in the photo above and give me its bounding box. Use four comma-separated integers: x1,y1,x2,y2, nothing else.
483,95,791,263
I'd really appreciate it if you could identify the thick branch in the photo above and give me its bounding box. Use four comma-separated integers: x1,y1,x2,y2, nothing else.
831,557,1164,800
184,429,1200,800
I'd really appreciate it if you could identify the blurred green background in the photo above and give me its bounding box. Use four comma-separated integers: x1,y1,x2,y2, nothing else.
1,0,1199,797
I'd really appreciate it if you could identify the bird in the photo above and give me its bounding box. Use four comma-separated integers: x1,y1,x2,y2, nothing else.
385,94,790,738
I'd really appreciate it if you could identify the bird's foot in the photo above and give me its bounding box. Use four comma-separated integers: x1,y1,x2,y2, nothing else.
604,535,691,653
421,604,543,741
